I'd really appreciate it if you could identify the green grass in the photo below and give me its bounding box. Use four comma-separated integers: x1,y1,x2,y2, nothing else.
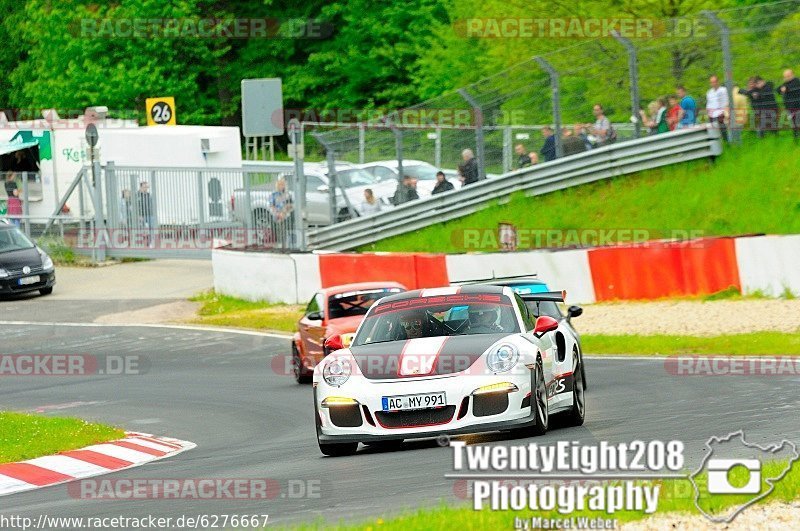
190,290,301,332
0,412,124,464
362,136,800,253
291,459,800,530
583,331,800,356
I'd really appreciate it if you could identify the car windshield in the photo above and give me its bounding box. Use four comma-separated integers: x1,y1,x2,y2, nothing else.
402,164,438,180
0,226,35,253
337,169,378,188
352,293,520,346
327,287,404,319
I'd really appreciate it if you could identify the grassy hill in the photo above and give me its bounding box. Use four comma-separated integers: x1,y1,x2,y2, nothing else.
360,136,800,253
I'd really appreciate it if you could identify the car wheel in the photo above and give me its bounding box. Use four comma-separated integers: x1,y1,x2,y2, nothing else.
39,287,53,295
565,349,586,426
292,344,311,384
530,358,549,436
318,440,358,457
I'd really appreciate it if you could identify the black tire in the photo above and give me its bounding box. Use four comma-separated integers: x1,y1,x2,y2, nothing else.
565,350,586,426
292,344,311,384
530,358,549,436
318,441,358,457
39,287,53,295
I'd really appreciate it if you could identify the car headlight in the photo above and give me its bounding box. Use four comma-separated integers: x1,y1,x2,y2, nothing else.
486,343,519,373
0,268,7,279
41,253,54,271
323,358,352,387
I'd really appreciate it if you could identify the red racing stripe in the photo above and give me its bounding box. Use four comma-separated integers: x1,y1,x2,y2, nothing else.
130,436,182,450
0,463,73,486
109,441,168,457
60,450,133,470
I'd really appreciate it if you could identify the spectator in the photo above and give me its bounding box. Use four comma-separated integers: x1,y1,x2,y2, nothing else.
392,175,419,205
590,104,612,145
731,85,750,129
514,144,532,168
540,126,556,161
269,177,295,246
778,69,800,140
667,95,681,131
561,126,586,156
432,171,454,195
458,148,480,186
4,172,21,227
741,76,779,137
706,75,729,140
361,188,382,215
136,181,155,247
676,85,697,128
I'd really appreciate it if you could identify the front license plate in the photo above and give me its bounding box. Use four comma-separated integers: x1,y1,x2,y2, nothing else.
18,276,40,285
382,392,446,411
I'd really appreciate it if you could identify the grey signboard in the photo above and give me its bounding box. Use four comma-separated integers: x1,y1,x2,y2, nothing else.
241,78,284,137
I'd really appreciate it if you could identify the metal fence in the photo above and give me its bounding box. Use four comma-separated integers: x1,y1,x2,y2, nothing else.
306,1,800,176
308,126,723,251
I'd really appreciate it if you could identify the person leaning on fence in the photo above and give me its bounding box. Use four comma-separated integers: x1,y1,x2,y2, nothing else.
540,126,556,161
432,171,454,195
361,188,382,215
4,171,22,227
514,144,531,169
561,126,586,157
675,85,697,128
589,104,612,145
741,76,779,138
392,175,419,205
706,75,730,141
136,181,156,247
779,69,800,140
270,177,295,245
667,95,681,131
458,149,480,186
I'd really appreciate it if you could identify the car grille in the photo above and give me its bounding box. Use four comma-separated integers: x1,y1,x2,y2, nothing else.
473,393,509,417
374,406,456,429
6,265,44,276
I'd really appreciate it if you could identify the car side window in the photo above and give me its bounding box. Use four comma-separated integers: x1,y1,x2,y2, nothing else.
306,175,325,190
514,293,536,331
373,166,396,181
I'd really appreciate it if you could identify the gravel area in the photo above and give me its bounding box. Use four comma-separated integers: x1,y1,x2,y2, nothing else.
577,299,800,336
623,501,800,530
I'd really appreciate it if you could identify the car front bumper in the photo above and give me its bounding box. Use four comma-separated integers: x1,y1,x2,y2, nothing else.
0,271,56,295
315,368,535,443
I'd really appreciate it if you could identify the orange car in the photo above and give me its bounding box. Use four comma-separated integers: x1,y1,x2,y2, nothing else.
292,282,406,383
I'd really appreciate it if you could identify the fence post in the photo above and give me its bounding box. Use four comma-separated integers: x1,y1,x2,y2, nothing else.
312,133,339,224
702,10,738,143
611,30,641,139
502,126,512,173
457,88,486,180
21,172,30,236
288,118,306,251
434,126,442,168
535,56,563,158
389,120,404,181
92,155,106,261
358,122,366,164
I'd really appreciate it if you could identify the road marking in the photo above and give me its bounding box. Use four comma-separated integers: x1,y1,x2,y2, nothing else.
0,320,293,339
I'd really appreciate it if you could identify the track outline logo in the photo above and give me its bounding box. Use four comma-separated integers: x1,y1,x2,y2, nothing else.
689,430,799,523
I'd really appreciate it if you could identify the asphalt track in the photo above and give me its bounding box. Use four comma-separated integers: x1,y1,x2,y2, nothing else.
3,321,800,527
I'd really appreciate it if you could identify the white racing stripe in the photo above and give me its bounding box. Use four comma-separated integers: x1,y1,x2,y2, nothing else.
419,287,460,297
80,444,157,464
0,475,35,496
399,337,448,376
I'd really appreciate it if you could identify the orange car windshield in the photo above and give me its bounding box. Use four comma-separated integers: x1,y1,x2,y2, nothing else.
327,288,403,320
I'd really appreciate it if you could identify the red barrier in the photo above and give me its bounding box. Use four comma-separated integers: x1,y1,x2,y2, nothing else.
588,238,741,301
319,253,448,290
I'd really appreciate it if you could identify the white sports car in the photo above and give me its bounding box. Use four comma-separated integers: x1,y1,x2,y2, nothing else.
313,285,586,456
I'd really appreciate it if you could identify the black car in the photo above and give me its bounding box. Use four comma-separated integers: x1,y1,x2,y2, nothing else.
0,221,56,296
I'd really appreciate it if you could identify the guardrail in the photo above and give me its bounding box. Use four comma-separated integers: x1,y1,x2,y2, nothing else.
307,126,723,251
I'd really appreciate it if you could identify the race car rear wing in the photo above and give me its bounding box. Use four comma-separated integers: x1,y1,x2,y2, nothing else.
450,273,538,285
519,290,566,303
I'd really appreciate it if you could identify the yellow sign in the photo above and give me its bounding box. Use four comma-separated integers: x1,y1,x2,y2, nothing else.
145,97,176,126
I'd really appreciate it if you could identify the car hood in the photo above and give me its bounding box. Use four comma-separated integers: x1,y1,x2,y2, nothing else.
0,247,42,271
348,333,507,380
326,314,365,334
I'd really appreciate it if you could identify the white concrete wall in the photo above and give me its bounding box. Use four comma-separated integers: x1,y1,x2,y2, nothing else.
212,248,321,304
735,235,800,297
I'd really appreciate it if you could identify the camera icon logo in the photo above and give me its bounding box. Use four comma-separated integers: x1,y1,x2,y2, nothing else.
706,458,761,494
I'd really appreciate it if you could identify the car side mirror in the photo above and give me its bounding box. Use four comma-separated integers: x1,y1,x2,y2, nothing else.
306,311,323,321
533,316,559,337
324,334,344,353
567,305,583,319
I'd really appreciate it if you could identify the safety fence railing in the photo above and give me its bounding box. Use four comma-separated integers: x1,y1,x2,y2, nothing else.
307,126,723,251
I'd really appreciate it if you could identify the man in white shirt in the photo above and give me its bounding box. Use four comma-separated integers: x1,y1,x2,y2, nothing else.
706,75,730,141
